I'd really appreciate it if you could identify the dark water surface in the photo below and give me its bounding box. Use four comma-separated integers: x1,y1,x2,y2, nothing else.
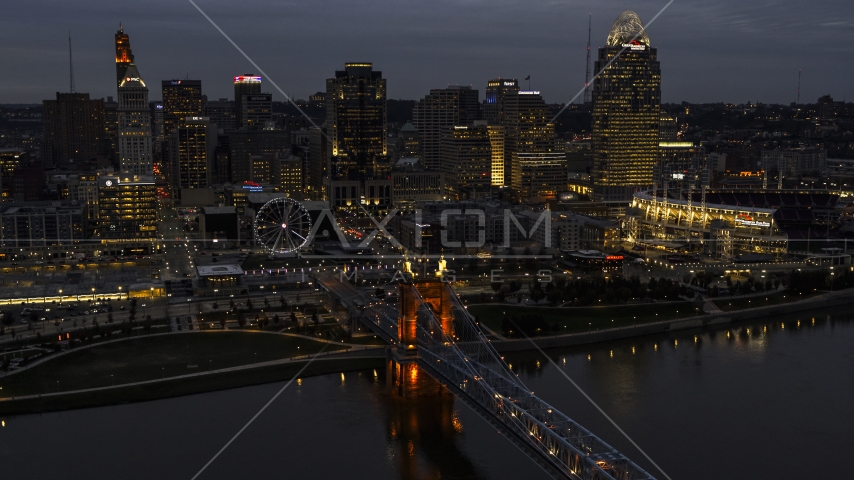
1,306,852,480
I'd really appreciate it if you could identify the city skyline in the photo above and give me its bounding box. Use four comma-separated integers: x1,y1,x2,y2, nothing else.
2,0,852,105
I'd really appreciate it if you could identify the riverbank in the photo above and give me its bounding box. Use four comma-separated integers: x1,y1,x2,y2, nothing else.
0,330,385,415
0,355,385,415
4,287,852,416
488,286,854,352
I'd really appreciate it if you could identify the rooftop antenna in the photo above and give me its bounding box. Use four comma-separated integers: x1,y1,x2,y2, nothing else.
796,69,802,105
68,30,75,93
583,13,592,104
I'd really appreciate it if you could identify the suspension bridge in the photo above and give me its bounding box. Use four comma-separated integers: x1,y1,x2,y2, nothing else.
318,276,658,480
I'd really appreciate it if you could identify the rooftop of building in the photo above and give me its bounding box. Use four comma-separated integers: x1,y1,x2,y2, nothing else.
196,264,244,277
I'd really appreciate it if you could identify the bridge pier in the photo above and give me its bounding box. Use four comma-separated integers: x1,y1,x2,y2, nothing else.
386,347,448,398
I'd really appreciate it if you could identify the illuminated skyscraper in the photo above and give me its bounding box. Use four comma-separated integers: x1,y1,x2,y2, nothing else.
325,63,390,210
115,25,133,89
117,62,152,175
591,10,661,201
500,90,566,197
483,78,519,126
326,63,387,181
162,80,203,138
172,117,215,191
234,75,261,129
440,124,492,190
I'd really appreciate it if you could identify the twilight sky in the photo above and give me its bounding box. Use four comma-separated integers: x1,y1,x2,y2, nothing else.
2,0,852,105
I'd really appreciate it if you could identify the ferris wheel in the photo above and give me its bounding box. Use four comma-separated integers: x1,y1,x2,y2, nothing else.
254,197,313,255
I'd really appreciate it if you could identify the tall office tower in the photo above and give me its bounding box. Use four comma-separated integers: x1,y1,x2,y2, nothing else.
172,117,215,191
161,80,203,138
325,63,387,182
42,93,105,170
483,78,519,125
115,25,133,89
504,90,556,188
413,86,480,171
241,93,273,129
440,124,492,190
150,101,164,152
229,129,288,183
591,11,661,201
233,74,261,129
487,125,505,185
117,62,153,175
213,134,231,184
205,98,235,133
103,96,119,166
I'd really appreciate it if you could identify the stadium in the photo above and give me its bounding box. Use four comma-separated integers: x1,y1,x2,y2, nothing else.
627,189,843,257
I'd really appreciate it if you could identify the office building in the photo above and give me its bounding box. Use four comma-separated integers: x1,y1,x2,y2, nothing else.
277,157,303,197
413,86,480,171
325,63,391,210
325,63,387,182
504,90,557,190
149,101,165,159
229,129,288,183
205,98,235,133
103,96,119,166
241,93,273,130
117,61,153,175
42,93,105,170
0,201,88,249
98,174,157,248
397,122,420,159
440,124,492,190
591,11,661,201
162,79,203,138
484,78,519,125
487,125,505,186
234,75,262,129
512,152,568,198
172,117,215,191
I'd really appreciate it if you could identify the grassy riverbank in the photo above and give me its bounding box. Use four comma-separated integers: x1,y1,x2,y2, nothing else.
469,301,699,336
0,332,348,399
712,291,819,312
0,357,384,415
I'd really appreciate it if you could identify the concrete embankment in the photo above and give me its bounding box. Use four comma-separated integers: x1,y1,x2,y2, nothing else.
491,288,854,352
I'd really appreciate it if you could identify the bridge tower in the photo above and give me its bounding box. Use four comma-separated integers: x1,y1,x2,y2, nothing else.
387,281,456,397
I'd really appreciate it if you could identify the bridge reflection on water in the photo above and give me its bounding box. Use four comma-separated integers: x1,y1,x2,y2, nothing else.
381,377,483,480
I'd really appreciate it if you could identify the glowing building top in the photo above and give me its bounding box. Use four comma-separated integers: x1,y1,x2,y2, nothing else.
606,11,650,46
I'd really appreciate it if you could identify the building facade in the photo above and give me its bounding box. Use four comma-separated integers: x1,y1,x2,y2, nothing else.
413,86,480,172
233,75,262,129
98,175,157,250
591,11,661,201
42,93,105,170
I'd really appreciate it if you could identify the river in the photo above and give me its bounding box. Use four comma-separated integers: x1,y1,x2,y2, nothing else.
1,305,852,480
